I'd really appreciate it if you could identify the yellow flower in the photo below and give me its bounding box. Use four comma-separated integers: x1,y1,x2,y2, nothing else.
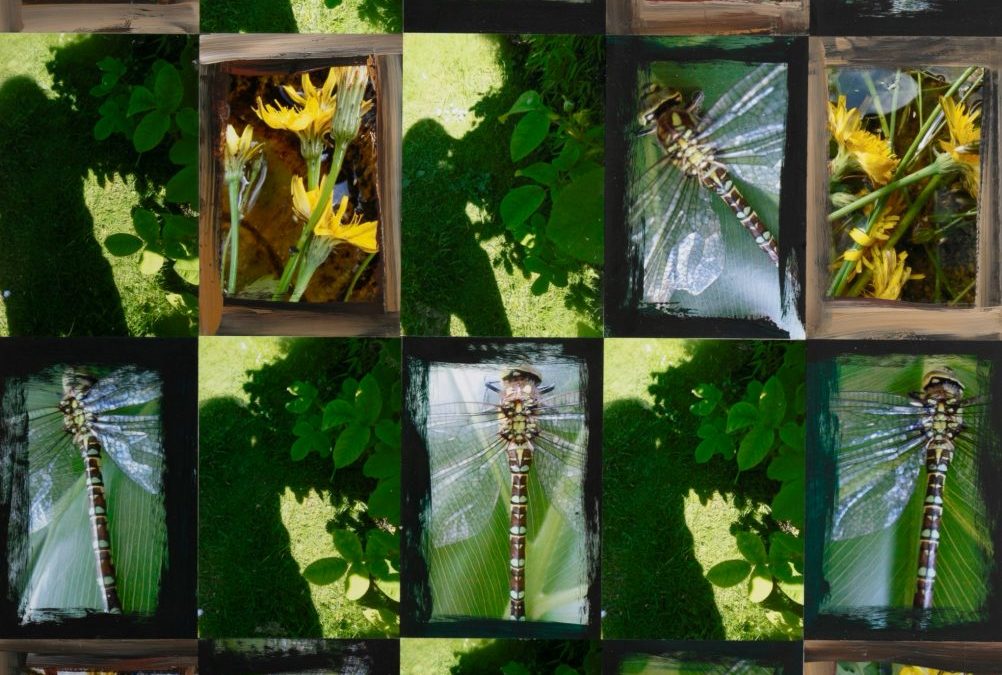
836,195,902,278
255,96,332,141
331,64,373,144
864,247,924,300
284,68,337,114
939,96,981,197
828,95,861,146
899,668,966,675
290,176,379,254
828,95,898,185
223,124,264,183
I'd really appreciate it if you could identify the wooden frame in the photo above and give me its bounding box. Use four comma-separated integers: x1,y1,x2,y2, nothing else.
0,639,197,675
199,35,402,337
607,0,808,36
807,37,1002,339
805,641,1002,674
0,0,196,33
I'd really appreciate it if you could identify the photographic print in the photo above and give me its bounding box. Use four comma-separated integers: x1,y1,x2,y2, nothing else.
400,638,598,674
607,38,806,338
402,339,600,636
200,0,401,34
807,343,1002,639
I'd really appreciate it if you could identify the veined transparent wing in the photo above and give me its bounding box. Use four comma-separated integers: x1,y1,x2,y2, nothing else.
829,391,986,541
532,389,588,527
699,63,787,198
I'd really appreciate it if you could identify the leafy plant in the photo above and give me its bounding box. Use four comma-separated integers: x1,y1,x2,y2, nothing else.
284,341,400,631
689,342,805,635
498,90,604,298
89,38,199,333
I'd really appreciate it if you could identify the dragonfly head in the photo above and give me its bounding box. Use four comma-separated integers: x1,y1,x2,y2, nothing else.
501,366,542,385
922,368,964,400
637,83,685,132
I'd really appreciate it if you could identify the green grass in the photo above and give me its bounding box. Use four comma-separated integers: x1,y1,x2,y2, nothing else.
198,337,396,638
401,639,597,675
0,34,192,337
200,0,401,33
401,34,599,338
602,339,789,640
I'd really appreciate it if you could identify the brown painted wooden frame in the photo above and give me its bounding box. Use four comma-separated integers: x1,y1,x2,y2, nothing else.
0,639,197,674
805,640,1002,674
199,35,402,337
0,0,196,33
807,37,1002,339
607,0,808,36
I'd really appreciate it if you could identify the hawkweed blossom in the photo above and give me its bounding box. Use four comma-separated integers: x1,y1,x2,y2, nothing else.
223,124,267,295
938,96,981,198
863,247,924,300
331,65,373,145
828,96,898,185
837,196,902,280
289,177,379,302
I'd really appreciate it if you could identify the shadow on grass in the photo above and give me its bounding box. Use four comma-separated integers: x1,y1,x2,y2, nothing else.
0,75,128,336
603,341,781,639
200,0,402,33
199,338,396,638
451,638,596,674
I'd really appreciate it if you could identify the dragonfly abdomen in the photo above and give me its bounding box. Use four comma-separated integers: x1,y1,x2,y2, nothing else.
82,435,123,614
701,166,780,265
499,369,543,621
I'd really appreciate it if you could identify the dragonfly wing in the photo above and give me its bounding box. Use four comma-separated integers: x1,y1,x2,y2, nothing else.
635,165,725,301
426,402,506,548
80,367,162,415
700,63,788,196
90,414,163,495
830,391,926,540
533,391,588,528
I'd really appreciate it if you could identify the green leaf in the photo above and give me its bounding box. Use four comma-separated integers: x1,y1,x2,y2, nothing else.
374,418,400,449
737,424,774,471
133,110,170,153
748,564,774,603
363,443,399,479
367,530,398,561
758,375,787,428
126,86,157,117
516,162,558,187
93,116,118,141
510,110,550,162
175,107,198,136
530,274,550,296
690,383,723,416
97,56,126,75
499,90,545,121
501,663,531,675
173,257,199,285
139,249,165,275
778,576,804,604
345,566,370,600
131,209,160,243
322,399,354,430
302,557,348,585
104,233,144,257
368,476,400,523
552,139,582,172
547,167,603,266
169,136,197,167
767,445,803,482
163,214,197,241
725,401,759,433
333,529,364,565
165,165,197,206
355,374,382,426
500,185,545,231
333,423,370,468
779,421,804,450
286,398,311,414
768,536,797,583
694,424,732,463
771,478,803,527
735,531,767,565
154,64,184,114
705,559,751,588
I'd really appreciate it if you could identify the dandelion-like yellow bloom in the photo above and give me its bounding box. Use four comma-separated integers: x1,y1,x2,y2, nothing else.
828,95,899,185
290,176,379,254
331,64,373,144
223,124,264,181
284,69,338,113
836,195,903,279
899,667,967,675
939,96,981,198
255,96,333,143
864,247,924,300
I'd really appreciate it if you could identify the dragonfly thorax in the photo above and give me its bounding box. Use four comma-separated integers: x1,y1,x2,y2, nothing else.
59,396,96,445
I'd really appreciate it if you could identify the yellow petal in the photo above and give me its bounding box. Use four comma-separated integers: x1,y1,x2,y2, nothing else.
339,217,379,254
291,176,311,220
225,124,240,157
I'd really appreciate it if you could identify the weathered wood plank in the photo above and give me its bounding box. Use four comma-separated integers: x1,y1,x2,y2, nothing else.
200,34,403,65
218,307,401,337
806,640,1002,670
609,0,808,36
0,0,23,32
199,62,226,336
19,0,196,33
377,53,402,313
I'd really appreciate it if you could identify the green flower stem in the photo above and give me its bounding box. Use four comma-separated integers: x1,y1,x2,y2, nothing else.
226,178,241,295
272,141,349,301
306,152,322,191
344,252,376,302
827,161,943,223
827,67,978,297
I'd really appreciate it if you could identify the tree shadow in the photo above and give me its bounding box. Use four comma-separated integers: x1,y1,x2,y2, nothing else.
450,638,595,674
199,338,396,638
351,0,402,32
603,341,782,639
0,75,128,337
200,0,298,32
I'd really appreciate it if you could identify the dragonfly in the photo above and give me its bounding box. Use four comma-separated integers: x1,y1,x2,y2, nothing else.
423,362,588,621
828,364,989,609
629,62,787,304
4,365,164,619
